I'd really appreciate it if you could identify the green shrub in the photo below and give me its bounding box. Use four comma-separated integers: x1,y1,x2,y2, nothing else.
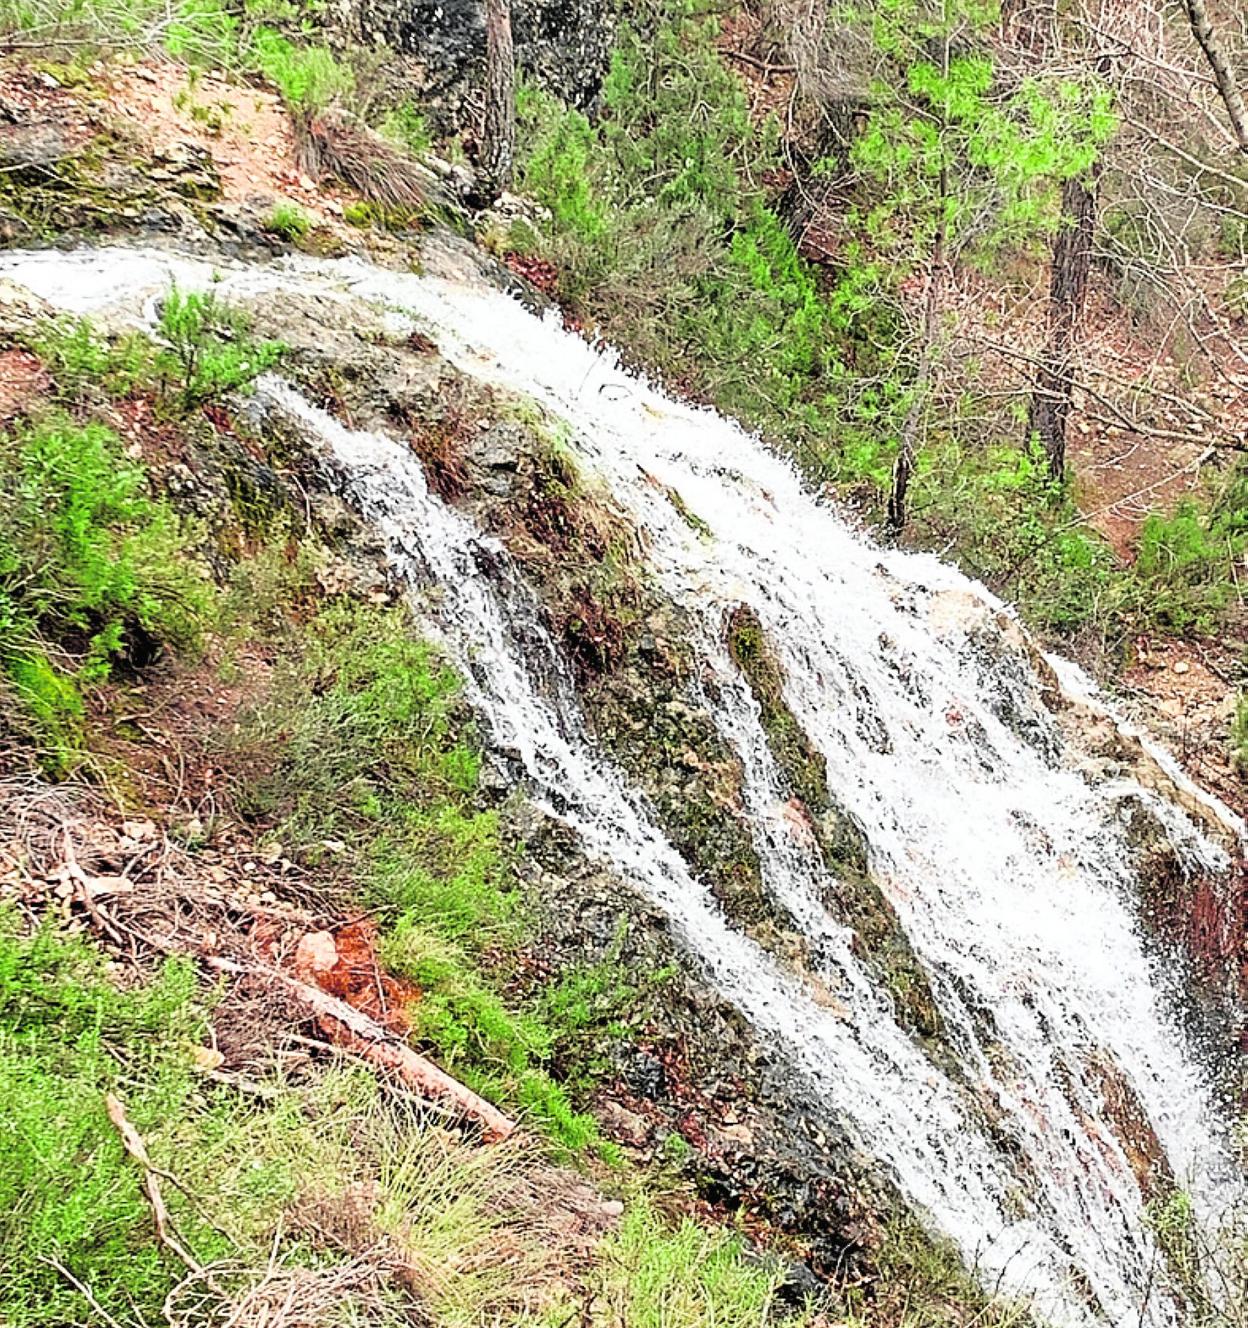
249,26,352,111
0,413,209,661
235,601,480,840
378,101,432,156
0,413,213,764
515,5,844,464
342,199,375,227
1131,500,1244,634
264,199,312,241
32,317,157,401
154,286,285,408
0,912,208,1328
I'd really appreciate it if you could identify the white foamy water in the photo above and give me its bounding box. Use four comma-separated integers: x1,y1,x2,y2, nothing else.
4,244,1241,1325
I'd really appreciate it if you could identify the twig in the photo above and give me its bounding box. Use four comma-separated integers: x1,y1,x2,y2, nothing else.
105,1093,211,1281
41,1255,129,1328
722,48,797,75
62,827,128,948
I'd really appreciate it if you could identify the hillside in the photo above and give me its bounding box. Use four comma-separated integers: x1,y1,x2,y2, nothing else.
0,2,1246,1326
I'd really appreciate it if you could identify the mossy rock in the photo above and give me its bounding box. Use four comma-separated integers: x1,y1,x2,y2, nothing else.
0,129,220,242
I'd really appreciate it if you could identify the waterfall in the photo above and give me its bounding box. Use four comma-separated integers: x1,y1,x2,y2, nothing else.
3,243,1240,1326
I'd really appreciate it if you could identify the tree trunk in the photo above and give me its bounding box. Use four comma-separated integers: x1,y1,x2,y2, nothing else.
1029,170,1097,481
479,0,516,202
1183,0,1248,154
887,164,947,536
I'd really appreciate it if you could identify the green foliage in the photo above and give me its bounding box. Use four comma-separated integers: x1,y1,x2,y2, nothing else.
0,0,239,63
383,920,601,1152
849,0,1115,268
264,199,312,241
32,317,156,401
515,6,841,455
594,1201,797,1327
236,600,481,842
154,286,285,408
0,912,209,1327
0,413,212,764
911,439,1115,636
249,25,351,111
1131,501,1244,635
378,101,432,156
343,199,375,227
232,601,624,1152
28,297,281,418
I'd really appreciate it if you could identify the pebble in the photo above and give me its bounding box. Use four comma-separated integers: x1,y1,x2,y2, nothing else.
1173,660,1190,675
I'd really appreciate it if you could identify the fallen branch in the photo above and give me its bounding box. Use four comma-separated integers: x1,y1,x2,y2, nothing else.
723,49,797,75
204,955,516,1141
105,1093,209,1280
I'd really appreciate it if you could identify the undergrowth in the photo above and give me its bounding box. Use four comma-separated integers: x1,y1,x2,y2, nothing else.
1,299,281,769
229,598,641,1155
0,411,211,769
0,909,807,1328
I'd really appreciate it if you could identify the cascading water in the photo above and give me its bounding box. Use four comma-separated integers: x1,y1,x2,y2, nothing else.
3,243,1240,1326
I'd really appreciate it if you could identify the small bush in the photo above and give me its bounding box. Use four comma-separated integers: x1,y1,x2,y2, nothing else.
0,413,213,763
235,601,480,841
249,26,352,112
154,286,285,408
378,101,432,156
0,912,207,1327
264,199,312,241
32,317,156,401
1129,500,1244,635
0,413,209,662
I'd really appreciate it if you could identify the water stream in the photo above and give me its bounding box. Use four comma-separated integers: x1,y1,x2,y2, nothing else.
4,243,1240,1325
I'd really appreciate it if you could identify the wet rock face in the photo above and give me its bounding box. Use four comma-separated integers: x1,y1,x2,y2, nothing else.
726,602,946,1051
332,0,614,130
514,807,893,1271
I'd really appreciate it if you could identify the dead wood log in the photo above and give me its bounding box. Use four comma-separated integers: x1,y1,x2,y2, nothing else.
204,955,516,1141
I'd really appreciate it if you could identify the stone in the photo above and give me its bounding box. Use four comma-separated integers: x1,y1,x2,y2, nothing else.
329,0,614,133
596,1099,652,1147
295,929,339,975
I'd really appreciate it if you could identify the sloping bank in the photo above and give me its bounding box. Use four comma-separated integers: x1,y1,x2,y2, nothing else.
1,222,1243,1328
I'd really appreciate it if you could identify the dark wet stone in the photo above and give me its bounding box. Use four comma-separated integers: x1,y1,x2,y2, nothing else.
624,1048,667,1100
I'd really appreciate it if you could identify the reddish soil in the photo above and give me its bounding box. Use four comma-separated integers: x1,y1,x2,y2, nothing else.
104,62,348,221
0,349,45,421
